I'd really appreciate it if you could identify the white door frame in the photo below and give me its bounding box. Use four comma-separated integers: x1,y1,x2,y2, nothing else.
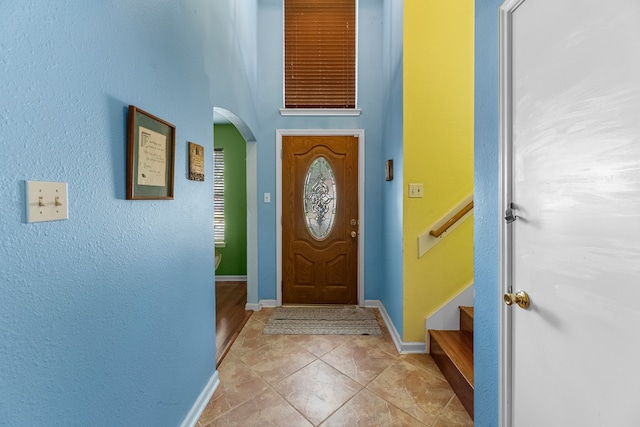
276,129,365,307
498,1,525,426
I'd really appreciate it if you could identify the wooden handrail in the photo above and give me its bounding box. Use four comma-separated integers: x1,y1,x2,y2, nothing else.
429,200,474,238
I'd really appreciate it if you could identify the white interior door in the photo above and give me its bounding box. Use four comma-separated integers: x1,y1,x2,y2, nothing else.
500,0,640,425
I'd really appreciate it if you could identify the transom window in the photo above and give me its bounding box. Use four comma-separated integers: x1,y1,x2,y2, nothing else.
213,148,225,244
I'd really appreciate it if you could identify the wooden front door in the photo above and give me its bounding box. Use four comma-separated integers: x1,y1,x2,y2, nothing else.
501,0,640,425
282,135,358,305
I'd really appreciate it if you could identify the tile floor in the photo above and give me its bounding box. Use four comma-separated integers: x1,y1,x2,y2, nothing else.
197,308,473,427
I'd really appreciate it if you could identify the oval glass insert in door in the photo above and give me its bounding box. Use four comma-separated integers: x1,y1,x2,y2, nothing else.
303,157,337,240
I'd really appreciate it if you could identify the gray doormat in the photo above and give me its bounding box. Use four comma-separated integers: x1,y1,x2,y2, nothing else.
263,307,382,336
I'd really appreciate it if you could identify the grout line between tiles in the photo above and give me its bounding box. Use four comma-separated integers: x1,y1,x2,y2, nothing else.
358,385,430,427
428,394,457,427
265,383,318,426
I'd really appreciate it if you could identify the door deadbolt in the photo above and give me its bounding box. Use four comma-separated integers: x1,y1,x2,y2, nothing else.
504,290,530,309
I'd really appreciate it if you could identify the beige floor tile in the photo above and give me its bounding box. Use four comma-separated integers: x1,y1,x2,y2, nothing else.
320,388,426,427
321,336,398,385
202,387,313,427
245,307,273,324
228,321,294,359
227,321,268,350
367,359,454,426
432,395,473,427
197,354,269,425
273,359,362,425
285,334,351,357
399,353,447,381
358,331,398,355
237,340,317,384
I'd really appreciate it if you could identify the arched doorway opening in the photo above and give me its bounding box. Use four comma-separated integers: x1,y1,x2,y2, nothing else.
213,107,257,365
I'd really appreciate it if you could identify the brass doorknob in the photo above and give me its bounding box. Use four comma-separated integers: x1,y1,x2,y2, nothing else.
350,231,357,238
504,290,530,309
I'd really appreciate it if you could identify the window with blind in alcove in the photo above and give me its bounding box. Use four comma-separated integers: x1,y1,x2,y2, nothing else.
213,148,225,244
284,0,356,109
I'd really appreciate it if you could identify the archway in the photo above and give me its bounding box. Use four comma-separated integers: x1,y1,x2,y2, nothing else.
213,107,258,308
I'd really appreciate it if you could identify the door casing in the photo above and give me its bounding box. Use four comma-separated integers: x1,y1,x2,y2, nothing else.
276,129,365,307
498,1,523,425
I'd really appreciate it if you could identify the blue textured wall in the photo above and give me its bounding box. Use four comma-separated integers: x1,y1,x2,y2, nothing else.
194,0,259,133
474,0,502,425
0,1,225,425
380,0,405,336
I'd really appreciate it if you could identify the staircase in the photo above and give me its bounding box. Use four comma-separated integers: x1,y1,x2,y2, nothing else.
429,306,474,419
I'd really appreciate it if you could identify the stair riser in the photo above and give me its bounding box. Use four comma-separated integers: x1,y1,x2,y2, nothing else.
430,337,474,419
459,307,474,341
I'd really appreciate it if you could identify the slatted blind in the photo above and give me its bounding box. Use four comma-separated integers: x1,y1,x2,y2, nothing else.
284,0,356,109
213,148,225,243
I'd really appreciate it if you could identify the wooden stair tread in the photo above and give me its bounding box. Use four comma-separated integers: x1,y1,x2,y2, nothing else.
429,330,474,386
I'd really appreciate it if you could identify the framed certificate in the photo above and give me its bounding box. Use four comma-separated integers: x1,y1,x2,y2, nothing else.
126,105,176,200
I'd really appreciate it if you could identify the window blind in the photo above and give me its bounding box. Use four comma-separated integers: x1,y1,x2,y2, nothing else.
213,148,225,243
284,0,356,109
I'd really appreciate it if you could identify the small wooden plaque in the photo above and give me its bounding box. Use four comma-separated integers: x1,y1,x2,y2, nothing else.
188,142,205,181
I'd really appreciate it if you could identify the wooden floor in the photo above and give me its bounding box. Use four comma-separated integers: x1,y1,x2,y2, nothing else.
215,281,252,367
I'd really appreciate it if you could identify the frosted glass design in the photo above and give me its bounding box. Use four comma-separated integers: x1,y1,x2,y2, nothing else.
303,157,337,240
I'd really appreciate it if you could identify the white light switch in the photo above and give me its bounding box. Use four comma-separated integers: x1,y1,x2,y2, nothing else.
264,192,271,203
408,183,424,198
26,181,69,223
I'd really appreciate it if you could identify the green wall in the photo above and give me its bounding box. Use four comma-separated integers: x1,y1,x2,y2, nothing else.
214,124,247,276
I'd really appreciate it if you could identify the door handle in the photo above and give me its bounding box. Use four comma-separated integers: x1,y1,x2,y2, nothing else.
504,290,530,309
350,231,357,238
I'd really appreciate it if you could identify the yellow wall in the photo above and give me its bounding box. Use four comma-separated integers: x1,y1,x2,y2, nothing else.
403,0,475,342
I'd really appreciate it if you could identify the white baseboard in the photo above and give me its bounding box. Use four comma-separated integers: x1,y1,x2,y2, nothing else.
401,341,427,353
425,283,474,353
215,275,248,282
245,303,262,311
258,299,277,308
364,300,400,351
180,370,220,427
364,300,426,354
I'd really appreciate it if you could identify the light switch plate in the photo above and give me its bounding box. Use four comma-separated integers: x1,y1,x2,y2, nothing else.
408,183,424,198
264,192,271,203
26,181,69,223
